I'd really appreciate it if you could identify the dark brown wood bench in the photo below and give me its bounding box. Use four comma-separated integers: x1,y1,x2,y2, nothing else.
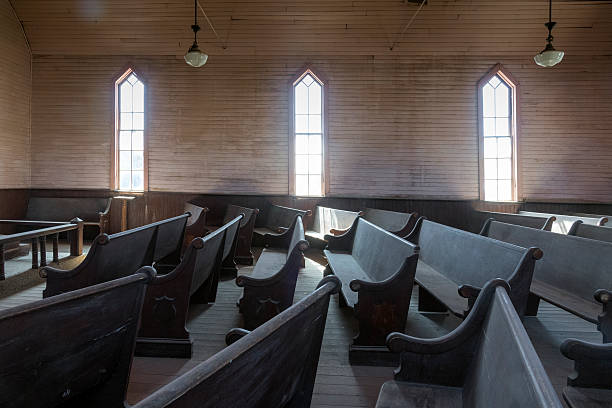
237,215,308,330
41,214,189,298
375,279,562,408
135,216,242,358
561,338,612,408
324,217,419,361
406,218,541,318
25,196,112,234
475,210,555,232
568,221,612,244
132,275,340,408
481,219,612,342
253,203,310,245
0,268,155,408
332,208,418,238
206,204,259,265
306,205,360,248
519,211,608,234
181,202,209,254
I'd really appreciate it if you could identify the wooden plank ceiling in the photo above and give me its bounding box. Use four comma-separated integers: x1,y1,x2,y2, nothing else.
10,0,612,57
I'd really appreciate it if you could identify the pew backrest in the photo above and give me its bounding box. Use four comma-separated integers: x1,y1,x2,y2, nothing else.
287,215,306,258
310,206,360,235
182,203,209,252
258,204,310,230
0,270,154,408
25,196,112,223
221,215,243,262
132,276,340,408
482,220,612,303
224,204,257,228
362,208,417,236
519,211,607,234
568,221,612,244
476,210,554,232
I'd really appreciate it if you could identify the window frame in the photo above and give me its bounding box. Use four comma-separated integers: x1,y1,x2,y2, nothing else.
477,64,520,202
289,67,328,197
111,66,148,192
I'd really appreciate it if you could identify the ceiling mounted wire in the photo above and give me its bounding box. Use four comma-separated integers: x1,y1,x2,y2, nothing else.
389,0,427,51
197,0,227,49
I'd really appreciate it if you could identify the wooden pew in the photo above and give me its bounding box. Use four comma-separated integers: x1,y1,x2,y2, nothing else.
481,220,612,342
568,220,612,244
331,208,418,237
237,215,308,330
135,216,242,358
375,279,563,408
42,214,189,298
253,203,310,245
181,202,209,254
132,275,340,408
561,339,612,407
519,211,608,234
25,196,112,234
324,217,419,362
0,268,155,408
475,210,555,232
206,204,259,266
406,218,541,317
305,205,360,248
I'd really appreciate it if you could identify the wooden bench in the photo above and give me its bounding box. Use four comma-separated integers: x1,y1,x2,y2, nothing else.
324,217,419,359
206,204,259,265
253,203,310,245
568,221,612,244
475,210,554,232
332,208,418,238
406,218,541,318
519,211,608,234
132,275,340,408
42,214,189,298
306,205,360,248
0,268,154,408
481,219,612,342
181,202,209,254
135,217,242,358
561,338,612,408
25,196,112,234
375,279,562,408
237,215,308,330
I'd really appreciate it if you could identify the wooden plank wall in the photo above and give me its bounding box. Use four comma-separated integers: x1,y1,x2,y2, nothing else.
0,0,31,188
14,0,612,201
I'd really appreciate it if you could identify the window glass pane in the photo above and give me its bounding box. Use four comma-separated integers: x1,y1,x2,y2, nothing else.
295,82,308,114
484,158,497,179
308,114,321,133
120,131,131,150
498,158,512,179
132,171,144,190
120,82,133,113
495,83,509,117
498,137,512,158
309,155,321,175
295,115,308,133
483,118,495,137
484,138,497,158
132,131,144,150
488,76,501,88
308,83,321,114
119,171,131,190
309,175,321,196
296,175,308,196
482,85,495,118
485,180,498,201
133,81,144,112
133,113,144,130
132,151,144,171
120,113,132,130
127,74,138,85
496,117,509,136
296,155,308,174
308,134,321,155
119,151,131,171
302,74,314,86
296,134,308,155
498,180,512,201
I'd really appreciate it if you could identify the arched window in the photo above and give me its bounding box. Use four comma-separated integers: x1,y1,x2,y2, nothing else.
292,70,324,196
478,65,518,201
114,69,145,191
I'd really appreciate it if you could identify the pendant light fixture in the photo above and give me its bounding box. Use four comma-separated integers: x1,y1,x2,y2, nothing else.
534,0,564,67
184,0,208,67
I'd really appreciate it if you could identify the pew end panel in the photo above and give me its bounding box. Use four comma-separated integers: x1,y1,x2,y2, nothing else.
182,203,209,254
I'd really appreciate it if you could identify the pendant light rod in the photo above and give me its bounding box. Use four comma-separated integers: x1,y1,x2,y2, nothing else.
197,0,227,49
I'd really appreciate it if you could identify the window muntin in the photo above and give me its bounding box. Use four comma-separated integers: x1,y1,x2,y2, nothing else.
116,72,145,191
294,73,323,196
481,74,514,201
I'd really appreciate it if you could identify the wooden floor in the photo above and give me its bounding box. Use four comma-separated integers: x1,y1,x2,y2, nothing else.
0,247,601,407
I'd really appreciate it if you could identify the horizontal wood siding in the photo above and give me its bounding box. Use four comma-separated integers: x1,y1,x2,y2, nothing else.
0,0,31,188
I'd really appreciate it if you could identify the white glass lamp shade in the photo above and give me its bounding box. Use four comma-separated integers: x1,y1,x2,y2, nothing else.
534,44,564,67
184,42,208,67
